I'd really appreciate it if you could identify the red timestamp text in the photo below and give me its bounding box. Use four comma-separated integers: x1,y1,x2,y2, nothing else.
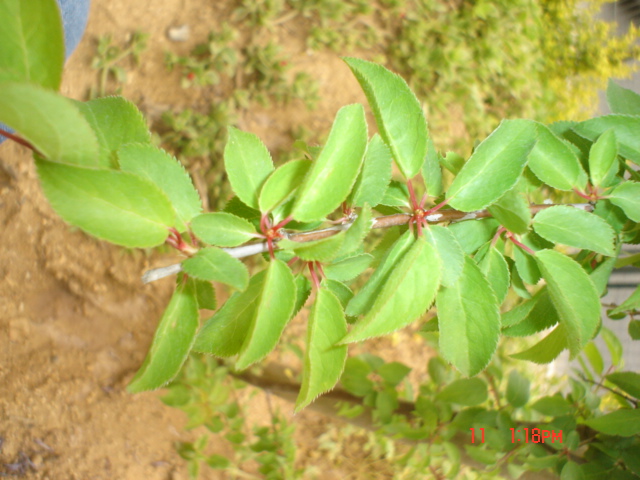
469,428,563,444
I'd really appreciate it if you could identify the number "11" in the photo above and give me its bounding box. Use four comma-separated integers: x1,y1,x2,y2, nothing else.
470,428,485,443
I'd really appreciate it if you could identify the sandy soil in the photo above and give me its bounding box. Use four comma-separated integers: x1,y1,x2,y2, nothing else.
0,1,426,479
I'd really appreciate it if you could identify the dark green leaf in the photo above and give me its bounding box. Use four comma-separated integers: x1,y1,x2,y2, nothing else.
511,324,567,364
292,104,367,222
607,80,640,115
341,238,441,343
437,255,501,376
533,206,615,256
536,250,601,357
502,287,559,336
0,82,99,166
80,97,151,168
295,288,348,411
561,461,585,480
528,123,588,191
224,127,274,210
630,320,640,340
0,0,64,89
573,115,640,165
605,372,640,399
436,378,488,406
350,134,392,208
590,255,618,296
487,188,531,234
531,395,573,416
190,212,257,247
128,279,198,392
583,410,640,437
182,247,249,291
258,159,311,213
118,144,201,231
446,120,537,211
36,159,174,247
506,370,530,408
608,182,640,222
423,225,464,287
343,57,427,179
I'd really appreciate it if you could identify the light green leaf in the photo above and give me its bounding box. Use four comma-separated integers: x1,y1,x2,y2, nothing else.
343,57,427,179
605,371,640,399
583,410,640,437
532,206,615,256
608,182,640,222
0,0,64,89
189,278,216,310
588,129,619,188
350,134,392,208
528,123,588,191
573,115,640,165
80,97,151,168
278,232,345,262
258,159,311,213
224,127,274,210
487,188,531,234
437,255,500,376
423,225,464,287
422,137,443,197
446,120,537,211
293,274,312,315
0,82,99,166
127,278,198,392
436,378,488,406
338,204,372,257
341,238,441,343
478,247,510,304
501,291,542,328
531,395,572,416
506,370,530,408
182,247,249,291
502,288,559,336
36,159,174,247
295,288,348,412
441,151,465,175
610,285,640,316
513,244,541,285
590,255,618,296
600,327,623,367
324,279,354,309
535,250,600,357
324,254,373,282
511,324,567,364
346,230,414,316
379,180,410,207
448,218,499,254
582,342,604,375
607,80,640,115
190,212,257,247
118,144,202,231
292,104,367,222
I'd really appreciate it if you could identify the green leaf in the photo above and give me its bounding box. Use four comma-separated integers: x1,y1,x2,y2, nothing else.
588,129,619,188
346,230,414,316
182,247,249,291
532,206,615,256
531,395,573,416
608,182,640,222
511,324,567,364
379,180,410,207
535,250,601,357
193,260,295,369
79,97,151,168
436,378,488,406
606,372,640,399
630,321,640,340
422,137,443,197
118,144,201,231
513,244,541,285
590,255,618,296
291,104,367,222
295,288,348,412
446,120,537,211
448,218,499,254
573,115,640,165
341,238,441,343
258,159,311,213
441,151,465,175
478,247,510,305
324,279,354,309
293,274,312,315
127,279,198,392
189,278,216,310
582,342,604,375
0,0,64,89
528,123,588,191
349,134,392,208
607,80,640,115
502,288,559,337
377,362,411,387
278,232,345,262
506,370,530,408
190,212,257,247
36,159,174,247
324,254,373,282
423,225,464,287
340,357,374,396
0,82,100,166
501,291,542,328
487,188,531,234
600,327,623,367
343,57,427,179
224,127,274,210
338,205,372,258
561,461,585,480
437,255,501,376
583,410,640,437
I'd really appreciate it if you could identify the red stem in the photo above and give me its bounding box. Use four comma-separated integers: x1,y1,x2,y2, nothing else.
407,179,419,210
0,128,41,155
308,262,320,289
510,236,536,256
